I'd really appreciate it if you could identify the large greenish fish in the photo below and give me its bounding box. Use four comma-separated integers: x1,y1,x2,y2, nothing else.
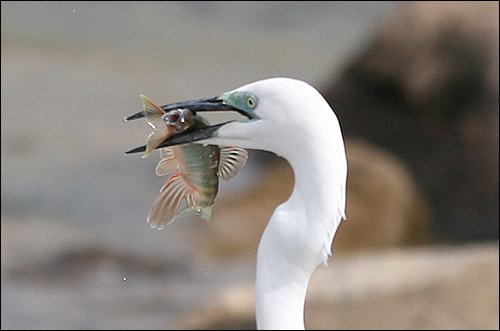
127,95,248,229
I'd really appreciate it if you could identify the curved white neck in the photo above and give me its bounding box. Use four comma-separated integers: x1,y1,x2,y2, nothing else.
255,123,347,329
209,79,348,329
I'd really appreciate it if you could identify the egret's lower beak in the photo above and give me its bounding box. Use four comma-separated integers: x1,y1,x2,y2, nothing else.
124,96,247,155
125,121,229,154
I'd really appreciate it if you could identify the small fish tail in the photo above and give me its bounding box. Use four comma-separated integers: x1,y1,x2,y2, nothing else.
140,95,171,158
199,205,213,221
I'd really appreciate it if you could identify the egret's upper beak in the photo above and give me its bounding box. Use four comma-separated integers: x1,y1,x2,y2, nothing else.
124,96,250,154
123,96,243,122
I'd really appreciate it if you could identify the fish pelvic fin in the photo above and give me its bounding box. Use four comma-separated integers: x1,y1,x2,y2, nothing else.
218,147,248,180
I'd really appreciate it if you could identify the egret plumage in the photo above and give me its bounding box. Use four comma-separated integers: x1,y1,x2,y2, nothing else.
126,77,348,329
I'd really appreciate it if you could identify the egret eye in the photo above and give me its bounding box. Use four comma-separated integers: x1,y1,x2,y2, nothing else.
219,91,259,119
247,96,256,108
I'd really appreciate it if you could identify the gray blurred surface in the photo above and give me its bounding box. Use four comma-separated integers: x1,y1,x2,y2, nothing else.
2,2,393,329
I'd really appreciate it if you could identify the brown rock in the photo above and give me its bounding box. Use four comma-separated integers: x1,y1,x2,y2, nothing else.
321,1,499,242
199,139,433,261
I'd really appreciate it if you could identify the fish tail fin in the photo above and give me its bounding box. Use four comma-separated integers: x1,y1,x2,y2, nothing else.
140,95,170,158
199,205,213,221
170,203,213,223
175,207,198,219
147,173,188,229
141,94,164,120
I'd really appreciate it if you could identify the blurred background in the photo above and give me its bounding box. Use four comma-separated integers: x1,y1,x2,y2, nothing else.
1,1,498,329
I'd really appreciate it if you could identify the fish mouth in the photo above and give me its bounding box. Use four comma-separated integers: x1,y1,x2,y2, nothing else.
124,96,251,154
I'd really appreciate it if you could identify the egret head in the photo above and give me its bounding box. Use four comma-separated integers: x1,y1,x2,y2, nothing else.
125,77,341,159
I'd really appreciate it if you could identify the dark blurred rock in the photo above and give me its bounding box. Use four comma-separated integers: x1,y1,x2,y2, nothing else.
321,1,499,242
7,245,192,285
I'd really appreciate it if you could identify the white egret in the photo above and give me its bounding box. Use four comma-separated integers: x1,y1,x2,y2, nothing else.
126,77,348,329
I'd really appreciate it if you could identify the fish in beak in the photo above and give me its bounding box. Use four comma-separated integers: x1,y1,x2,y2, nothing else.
125,95,248,229
124,92,258,154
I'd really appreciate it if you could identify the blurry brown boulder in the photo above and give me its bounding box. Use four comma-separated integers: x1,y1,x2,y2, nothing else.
196,1,498,262
335,139,433,252
174,4,499,328
199,139,433,261
321,1,499,242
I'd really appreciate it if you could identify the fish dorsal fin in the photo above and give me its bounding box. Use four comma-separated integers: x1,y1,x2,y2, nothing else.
218,147,248,181
155,147,179,176
147,173,189,229
141,95,170,158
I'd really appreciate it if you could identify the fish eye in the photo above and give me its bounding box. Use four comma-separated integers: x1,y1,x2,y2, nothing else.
247,96,256,108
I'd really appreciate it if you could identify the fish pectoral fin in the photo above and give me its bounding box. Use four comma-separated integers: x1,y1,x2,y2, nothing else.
147,173,188,229
218,147,249,180
155,147,179,176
